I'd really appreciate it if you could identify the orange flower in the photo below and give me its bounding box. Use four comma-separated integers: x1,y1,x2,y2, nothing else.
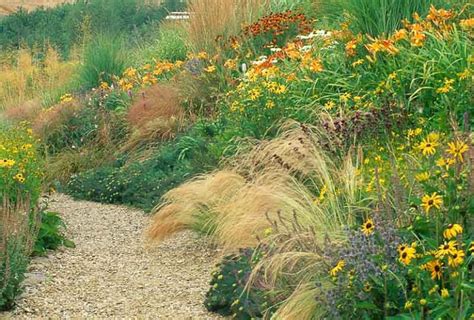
411,32,426,47
345,39,358,56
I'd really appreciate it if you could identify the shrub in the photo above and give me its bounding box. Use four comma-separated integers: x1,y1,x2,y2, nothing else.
33,211,75,256
66,121,226,211
205,248,271,319
78,35,126,90
136,22,189,64
0,0,168,57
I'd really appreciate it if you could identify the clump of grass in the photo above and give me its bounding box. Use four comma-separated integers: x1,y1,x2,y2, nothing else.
187,0,268,53
123,83,186,151
147,121,363,249
78,35,126,89
317,0,443,35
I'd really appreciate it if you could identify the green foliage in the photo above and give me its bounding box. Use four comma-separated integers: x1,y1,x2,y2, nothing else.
66,121,229,211
33,211,75,256
0,240,29,311
318,0,432,35
78,36,126,90
205,248,270,319
0,0,168,57
153,23,189,62
162,0,187,12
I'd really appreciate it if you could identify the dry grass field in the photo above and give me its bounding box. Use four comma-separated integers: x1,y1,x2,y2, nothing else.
0,0,71,15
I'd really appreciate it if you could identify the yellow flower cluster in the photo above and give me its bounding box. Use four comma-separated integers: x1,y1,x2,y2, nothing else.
0,126,41,190
118,60,183,91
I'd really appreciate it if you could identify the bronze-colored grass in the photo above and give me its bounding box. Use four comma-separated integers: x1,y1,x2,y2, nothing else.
187,0,269,53
123,84,186,151
2,99,43,123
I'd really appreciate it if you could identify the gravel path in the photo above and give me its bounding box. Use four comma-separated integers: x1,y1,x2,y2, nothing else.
1,194,222,319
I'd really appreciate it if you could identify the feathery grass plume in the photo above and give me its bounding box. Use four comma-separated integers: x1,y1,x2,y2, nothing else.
147,171,246,242
148,121,365,249
187,0,269,53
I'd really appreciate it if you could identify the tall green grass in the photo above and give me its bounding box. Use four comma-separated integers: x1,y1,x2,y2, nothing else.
318,0,435,35
78,36,126,90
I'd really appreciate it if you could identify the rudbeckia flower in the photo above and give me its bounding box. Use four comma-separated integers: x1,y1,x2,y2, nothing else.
421,192,443,213
443,224,463,239
361,218,375,236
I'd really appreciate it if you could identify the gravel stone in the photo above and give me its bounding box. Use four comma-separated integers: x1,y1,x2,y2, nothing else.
0,194,222,319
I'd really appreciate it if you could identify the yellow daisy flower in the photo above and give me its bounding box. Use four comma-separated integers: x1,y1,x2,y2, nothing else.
421,192,443,213
447,140,469,162
361,218,375,236
436,240,457,258
443,224,463,239
329,260,345,276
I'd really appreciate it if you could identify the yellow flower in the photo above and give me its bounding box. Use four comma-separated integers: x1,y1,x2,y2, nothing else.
415,172,430,182
60,93,73,103
0,159,15,168
469,242,474,254
204,65,216,73
446,140,469,162
420,299,427,306
410,31,426,47
99,81,110,90
441,288,449,299
263,228,273,237
404,301,413,310
435,157,454,170
417,137,439,156
392,29,408,42
265,100,275,109
274,85,287,94
426,260,443,280
448,250,465,267
340,93,351,103
443,223,463,239
407,128,422,137
460,18,474,29
318,184,328,202
309,59,324,73
436,78,455,94
436,240,457,258
249,88,262,101
421,192,443,213
351,59,364,67
224,59,237,70
361,218,375,236
197,51,208,59
13,173,25,183
324,101,335,110
123,67,137,78
399,245,416,265
329,260,345,276
457,68,471,80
